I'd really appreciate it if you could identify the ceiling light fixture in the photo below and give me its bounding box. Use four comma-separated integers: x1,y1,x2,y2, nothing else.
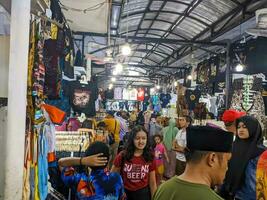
115,63,123,73
174,81,178,86
121,43,131,56
112,70,118,76
156,85,161,90
235,63,244,72
108,83,113,90
111,77,116,82
187,75,192,80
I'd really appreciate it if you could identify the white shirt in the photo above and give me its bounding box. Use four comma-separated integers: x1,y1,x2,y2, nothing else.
114,87,122,100
175,129,187,162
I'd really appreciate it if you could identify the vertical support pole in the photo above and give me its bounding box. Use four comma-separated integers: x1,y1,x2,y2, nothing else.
4,0,31,199
82,34,85,64
225,40,231,109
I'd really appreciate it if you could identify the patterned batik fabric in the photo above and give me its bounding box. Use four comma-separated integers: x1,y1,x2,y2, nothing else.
61,168,126,200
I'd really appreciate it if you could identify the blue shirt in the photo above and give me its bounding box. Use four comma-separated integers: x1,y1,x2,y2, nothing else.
61,168,126,200
235,156,259,200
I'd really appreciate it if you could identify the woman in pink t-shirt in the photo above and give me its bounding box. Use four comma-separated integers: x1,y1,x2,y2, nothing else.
153,134,169,185
111,125,157,200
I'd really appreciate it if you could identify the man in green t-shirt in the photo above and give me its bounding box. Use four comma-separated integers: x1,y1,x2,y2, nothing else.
153,126,233,200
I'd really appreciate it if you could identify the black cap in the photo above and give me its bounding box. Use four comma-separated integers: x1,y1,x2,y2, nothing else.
106,110,115,117
186,126,233,152
97,121,107,128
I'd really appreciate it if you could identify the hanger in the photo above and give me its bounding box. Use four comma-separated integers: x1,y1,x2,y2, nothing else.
80,75,88,85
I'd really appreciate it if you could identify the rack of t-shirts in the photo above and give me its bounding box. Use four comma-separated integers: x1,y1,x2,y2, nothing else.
56,129,95,155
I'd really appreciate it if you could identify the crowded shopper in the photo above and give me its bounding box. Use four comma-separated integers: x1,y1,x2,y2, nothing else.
58,141,126,200
162,118,178,179
115,111,129,140
172,115,191,175
103,110,121,168
111,125,157,200
149,114,162,139
153,126,233,200
220,115,267,200
153,134,169,185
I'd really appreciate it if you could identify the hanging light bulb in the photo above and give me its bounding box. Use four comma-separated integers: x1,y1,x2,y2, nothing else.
187,75,192,80
108,83,113,90
121,43,131,56
112,70,118,76
156,85,161,90
115,63,123,73
235,63,244,72
150,88,155,93
111,77,116,82
174,81,178,87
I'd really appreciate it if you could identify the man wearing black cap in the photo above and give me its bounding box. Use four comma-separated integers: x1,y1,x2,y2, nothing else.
153,126,233,200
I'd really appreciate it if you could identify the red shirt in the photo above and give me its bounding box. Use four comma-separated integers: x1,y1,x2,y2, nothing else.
114,152,156,191
137,88,145,101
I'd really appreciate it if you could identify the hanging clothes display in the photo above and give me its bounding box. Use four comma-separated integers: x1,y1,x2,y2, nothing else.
160,93,171,108
43,39,60,99
114,87,123,100
196,59,209,84
151,94,161,113
185,89,201,111
214,53,226,93
105,88,114,100
245,37,267,75
23,2,78,197
129,88,138,100
208,56,219,83
69,81,98,117
137,88,145,101
230,76,266,130
230,41,248,71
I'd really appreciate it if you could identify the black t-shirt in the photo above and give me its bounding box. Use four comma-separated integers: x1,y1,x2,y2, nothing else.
208,56,219,83
216,53,226,82
246,37,267,76
185,89,201,110
230,42,248,69
105,89,114,100
214,81,225,93
70,81,98,117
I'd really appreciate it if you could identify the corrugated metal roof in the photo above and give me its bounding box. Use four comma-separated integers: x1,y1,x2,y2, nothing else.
74,0,267,86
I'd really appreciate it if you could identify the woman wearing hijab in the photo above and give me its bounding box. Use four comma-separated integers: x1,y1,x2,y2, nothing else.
162,118,179,179
220,115,267,200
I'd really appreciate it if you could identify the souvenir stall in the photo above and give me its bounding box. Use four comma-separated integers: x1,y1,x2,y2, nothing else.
21,1,104,199
175,36,267,130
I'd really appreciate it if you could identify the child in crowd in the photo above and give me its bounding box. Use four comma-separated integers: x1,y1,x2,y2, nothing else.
58,141,126,200
111,125,157,200
96,121,109,144
153,134,169,185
